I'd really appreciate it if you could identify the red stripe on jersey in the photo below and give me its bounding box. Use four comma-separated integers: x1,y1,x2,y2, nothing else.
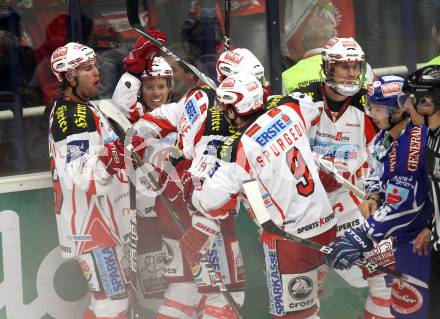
283,102,307,132
246,123,261,137
200,103,207,114
364,113,378,144
141,113,177,137
235,142,251,173
162,298,195,317
258,179,285,221
193,119,207,147
206,195,238,218
311,114,321,126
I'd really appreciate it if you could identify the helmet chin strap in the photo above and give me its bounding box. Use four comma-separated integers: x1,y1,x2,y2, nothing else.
71,77,90,103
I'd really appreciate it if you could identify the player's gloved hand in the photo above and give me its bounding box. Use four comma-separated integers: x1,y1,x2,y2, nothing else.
123,30,167,76
325,228,373,271
179,214,220,266
129,135,147,159
99,138,126,175
181,170,205,213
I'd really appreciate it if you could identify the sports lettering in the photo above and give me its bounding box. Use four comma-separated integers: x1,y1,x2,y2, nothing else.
210,108,222,132
255,118,290,147
74,104,88,128
56,105,68,133
407,127,421,172
389,143,397,173
268,250,284,315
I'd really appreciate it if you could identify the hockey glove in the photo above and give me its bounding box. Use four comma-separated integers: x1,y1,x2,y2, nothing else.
179,214,220,266
99,139,126,175
129,135,147,159
123,30,167,76
325,228,374,271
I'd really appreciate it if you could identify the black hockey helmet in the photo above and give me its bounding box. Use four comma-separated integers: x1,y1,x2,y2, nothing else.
402,65,440,109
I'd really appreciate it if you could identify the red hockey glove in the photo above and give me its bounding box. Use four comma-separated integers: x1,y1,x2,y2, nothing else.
130,135,147,159
179,214,220,266
99,139,126,175
123,30,167,76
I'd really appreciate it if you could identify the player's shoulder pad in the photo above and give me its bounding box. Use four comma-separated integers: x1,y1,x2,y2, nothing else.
51,99,97,142
293,81,322,101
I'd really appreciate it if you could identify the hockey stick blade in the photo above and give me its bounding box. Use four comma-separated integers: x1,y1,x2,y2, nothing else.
315,156,365,199
242,179,428,288
126,0,217,90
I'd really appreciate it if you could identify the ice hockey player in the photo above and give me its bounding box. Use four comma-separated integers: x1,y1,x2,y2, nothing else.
49,42,133,319
186,71,337,319
325,75,433,319
295,36,394,319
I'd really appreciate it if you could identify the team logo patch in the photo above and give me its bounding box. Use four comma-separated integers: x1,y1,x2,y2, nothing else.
66,140,89,163
391,280,423,314
385,184,409,208
288,276,313,300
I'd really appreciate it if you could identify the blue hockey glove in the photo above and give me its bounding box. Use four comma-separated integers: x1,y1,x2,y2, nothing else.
325,228,374,270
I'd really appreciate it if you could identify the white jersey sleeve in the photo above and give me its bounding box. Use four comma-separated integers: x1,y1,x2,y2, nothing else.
111,72,145,122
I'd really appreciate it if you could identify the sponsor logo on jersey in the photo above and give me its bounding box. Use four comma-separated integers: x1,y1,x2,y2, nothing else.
60,245,71,253
337,219,361,233
94,247,125,298
407,127,422,172
55,104,68,133
262,192,274,208
66,140,89,163
207,161,220,178
74,104,88,129
162,241,174,267
288,276,313,299
391,281,423,314
184,98,201,125
385,184,409,208
316,131,350,142
67,234,92,241
254,114,292,147
346,123,361,128
267,247,284,315
389,143,398,172
209,109,222,132
297,213,335,234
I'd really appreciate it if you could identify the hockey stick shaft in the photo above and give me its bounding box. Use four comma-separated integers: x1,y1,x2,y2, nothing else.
224,0,231,51
126,0,217,90
242,179,428,288
98,100,244,318
314,157,365,199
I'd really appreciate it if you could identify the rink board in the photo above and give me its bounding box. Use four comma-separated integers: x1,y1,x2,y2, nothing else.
0,184,367,319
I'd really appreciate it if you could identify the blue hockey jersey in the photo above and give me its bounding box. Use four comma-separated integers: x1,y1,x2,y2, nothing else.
363,121,433,242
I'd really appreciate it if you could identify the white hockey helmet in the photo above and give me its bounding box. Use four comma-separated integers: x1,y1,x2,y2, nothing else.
216,48,265,83
216,71,263,116
141,56,173,79
321,37,366,96
50,42,96,82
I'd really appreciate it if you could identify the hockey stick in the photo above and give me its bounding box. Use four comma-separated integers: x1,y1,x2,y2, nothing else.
242,179,429,288
97,100,245,319
95,100,140,319
126,0,218,90
314,156,365,199
224,0,231,51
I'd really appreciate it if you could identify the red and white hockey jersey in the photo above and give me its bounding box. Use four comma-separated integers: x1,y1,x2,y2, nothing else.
48,98,131,258
192,94,336,240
